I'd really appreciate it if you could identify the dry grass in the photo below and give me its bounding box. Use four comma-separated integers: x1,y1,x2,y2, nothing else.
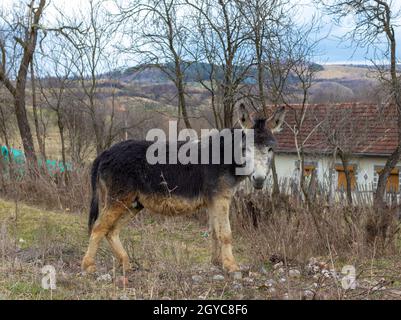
316,65,373,81
1,175,401,299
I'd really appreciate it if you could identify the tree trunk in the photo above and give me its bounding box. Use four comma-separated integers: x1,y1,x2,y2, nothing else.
177,76,192,129
57,113,68,184
271,155,280,196
339,151,353,206
14,84,37,168
30,61,46,163
374,19,400,210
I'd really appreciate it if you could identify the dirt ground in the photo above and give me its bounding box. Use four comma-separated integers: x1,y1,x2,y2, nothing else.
1,199,401,300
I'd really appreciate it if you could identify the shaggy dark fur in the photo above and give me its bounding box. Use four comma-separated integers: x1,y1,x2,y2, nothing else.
88,130,251,230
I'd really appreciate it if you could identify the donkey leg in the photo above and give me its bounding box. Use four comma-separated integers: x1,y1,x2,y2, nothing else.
82,203,126,273
209,197,239,273
106,208,141,273
209,213,222,266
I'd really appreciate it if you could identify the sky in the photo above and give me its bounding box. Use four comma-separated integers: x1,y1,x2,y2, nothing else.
296,0,401,64
1,0,401,65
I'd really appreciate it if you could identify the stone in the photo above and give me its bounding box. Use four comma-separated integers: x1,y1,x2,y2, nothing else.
233,283,243,290
303,290,314,299
192,275,203,283
212,274,225,281
96,274,112,282
266,279,276,287
289,269,301,278
244,277,254,284
273,262,284,270
232,272,242,280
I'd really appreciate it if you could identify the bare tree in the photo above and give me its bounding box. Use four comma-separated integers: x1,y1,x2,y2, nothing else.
38,34,76,181
318,0,401,241
30,56,47,163
119,0,193,129
0,0,48,167
187,0,253,128
60,0,122,155
236,0,289,112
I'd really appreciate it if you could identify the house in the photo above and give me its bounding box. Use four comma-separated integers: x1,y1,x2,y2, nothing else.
273,103,400,195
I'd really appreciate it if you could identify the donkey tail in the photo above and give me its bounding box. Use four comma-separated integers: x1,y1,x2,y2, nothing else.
88,156,101,233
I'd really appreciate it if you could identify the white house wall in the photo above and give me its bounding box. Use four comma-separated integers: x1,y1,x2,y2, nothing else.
274,153,401,190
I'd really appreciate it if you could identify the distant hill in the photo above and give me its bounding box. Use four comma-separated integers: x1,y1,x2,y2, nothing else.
98,63,380,106
107,61,324,84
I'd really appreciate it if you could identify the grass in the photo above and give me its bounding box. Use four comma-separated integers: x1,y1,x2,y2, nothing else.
1,198,401,300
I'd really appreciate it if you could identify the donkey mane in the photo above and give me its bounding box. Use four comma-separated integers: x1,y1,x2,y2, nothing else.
97,131,247,196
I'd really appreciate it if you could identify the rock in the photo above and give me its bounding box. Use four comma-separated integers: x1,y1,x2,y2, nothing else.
244,277,254,284
96,274,112,282
303,290,314,299
273,262,284,270
279,277,287,283
192,275,203,283
321,269,331,278
266,279,276,287
233,282,243,290
212,274,225,281
283,293,290,300
289,269,301,278
210,266,220,273
232,272,242,280
119,295,129,300
268,287,276,294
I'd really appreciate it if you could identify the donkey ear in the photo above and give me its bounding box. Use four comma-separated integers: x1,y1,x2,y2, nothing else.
237,103,253,129
268,106,286,133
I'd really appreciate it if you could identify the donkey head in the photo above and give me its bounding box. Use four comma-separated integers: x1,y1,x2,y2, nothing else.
238,104,286,189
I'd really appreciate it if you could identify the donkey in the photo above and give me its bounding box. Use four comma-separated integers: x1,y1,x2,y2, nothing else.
81,104,286,274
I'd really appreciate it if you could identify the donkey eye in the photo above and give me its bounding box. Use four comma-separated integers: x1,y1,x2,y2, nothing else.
267,147,273,153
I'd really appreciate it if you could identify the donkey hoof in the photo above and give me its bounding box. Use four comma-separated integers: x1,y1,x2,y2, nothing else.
85,265,97,274
224,263,240,274
121,261,132,273
82,258,97,274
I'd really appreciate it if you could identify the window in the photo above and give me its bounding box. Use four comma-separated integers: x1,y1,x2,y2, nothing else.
304,164,316,177
336,165,356,191
376,168,399,193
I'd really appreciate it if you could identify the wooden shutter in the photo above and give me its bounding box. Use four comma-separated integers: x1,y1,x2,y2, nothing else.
336,165,356,191
376,168,399,193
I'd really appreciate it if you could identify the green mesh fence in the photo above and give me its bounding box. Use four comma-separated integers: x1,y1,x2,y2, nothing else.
1,145,73,178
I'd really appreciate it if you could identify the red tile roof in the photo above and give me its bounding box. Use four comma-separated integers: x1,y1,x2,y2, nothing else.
273,103,398,156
